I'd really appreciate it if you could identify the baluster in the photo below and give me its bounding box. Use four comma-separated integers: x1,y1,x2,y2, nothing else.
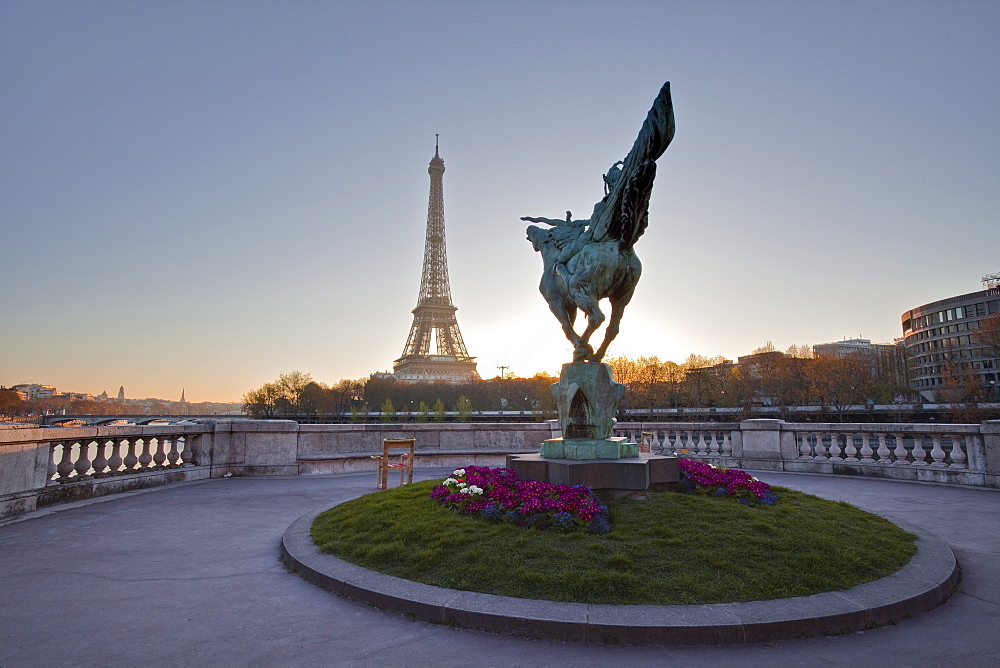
949,435,967,468
138,438,154,469
692,430,704,455
182,434,198,466
911,435,928,466
859,433,874,462
702,431,714,455
813,433,828,461
798,432,811,458
153,436,168,468
843,432,858,462
48,442,60,481
92,439,109,476
123,438,139,471
892,433,909,465
167,435,181,466
667,430,678,456
721,431,733,456
56,441,75,481
828,433,842,460
73,440,92,479
108,438,124,473
876,434,892,464
929,435,946,467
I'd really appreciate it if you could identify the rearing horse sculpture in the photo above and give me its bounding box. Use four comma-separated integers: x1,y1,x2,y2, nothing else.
522,82,675,362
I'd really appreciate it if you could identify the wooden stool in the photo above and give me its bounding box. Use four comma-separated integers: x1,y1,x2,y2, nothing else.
374,438,415,490
638,431,654,453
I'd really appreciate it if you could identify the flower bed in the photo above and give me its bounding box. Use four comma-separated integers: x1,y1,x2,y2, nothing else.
679,459,779,505
430,466,611,533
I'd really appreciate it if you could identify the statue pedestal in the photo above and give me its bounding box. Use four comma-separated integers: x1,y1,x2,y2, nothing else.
551,362,624,442
540,436,638,460
506,452,679,501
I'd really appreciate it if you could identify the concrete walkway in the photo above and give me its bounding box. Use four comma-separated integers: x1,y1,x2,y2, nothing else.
1,470,997,667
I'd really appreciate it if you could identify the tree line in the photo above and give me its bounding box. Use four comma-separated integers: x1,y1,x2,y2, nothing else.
240,314,1000,422
241,370,560,420
239,344,906,422
606,344,907,422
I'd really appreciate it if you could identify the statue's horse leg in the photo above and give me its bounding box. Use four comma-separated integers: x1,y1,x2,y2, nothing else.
593,253,640,361
593,295,630,361
568,284,605,361
549,300,582,351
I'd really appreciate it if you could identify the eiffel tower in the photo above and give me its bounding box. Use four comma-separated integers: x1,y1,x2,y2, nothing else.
391,138,479,382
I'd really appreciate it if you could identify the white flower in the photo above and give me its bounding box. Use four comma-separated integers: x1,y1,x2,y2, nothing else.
457,481,468,488
453,468,466,477
468,485,484,495
443,478,457,486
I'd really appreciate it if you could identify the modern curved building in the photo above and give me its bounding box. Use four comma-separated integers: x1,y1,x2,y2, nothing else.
900,284,1000,402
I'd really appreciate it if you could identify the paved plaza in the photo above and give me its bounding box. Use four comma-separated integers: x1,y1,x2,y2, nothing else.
1,469,997,666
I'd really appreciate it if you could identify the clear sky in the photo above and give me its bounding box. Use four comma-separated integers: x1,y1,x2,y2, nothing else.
2,0,997,403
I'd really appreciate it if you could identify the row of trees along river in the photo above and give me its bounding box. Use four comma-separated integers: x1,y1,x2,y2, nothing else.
240,328,1000,424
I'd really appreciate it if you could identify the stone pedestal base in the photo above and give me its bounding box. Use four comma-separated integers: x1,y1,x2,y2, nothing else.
540,436,638,460
506,453,679,501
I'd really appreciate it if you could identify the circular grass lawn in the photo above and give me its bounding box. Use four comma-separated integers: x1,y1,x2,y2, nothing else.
311,480,916,606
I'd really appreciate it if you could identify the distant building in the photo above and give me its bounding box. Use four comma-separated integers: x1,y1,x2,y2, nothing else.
59,392,93,402
118,386,125,401
813,338,877,358
900,284,1000,402
736,350,787,365
12,384,56,400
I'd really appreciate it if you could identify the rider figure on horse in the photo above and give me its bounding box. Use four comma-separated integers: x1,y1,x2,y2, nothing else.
520,161,624,283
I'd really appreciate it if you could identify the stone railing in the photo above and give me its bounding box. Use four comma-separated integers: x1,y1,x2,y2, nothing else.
2,419,997,521
0,421,556,520
615,419,1000,488
614,423,738,457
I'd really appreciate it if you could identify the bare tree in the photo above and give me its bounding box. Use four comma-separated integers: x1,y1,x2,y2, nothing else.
808,356,872,422
973,313,1000,358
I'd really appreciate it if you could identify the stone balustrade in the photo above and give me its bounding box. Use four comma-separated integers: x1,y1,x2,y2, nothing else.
614,424,738,457
615,419,999,488
2,419,997,521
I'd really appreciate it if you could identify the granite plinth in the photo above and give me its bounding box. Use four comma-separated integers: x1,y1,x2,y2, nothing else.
540,436,638,460
506,452,679,500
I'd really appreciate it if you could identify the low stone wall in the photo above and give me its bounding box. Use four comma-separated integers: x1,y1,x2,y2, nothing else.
0,421,558,520
295,422,554,474
2,419,998,521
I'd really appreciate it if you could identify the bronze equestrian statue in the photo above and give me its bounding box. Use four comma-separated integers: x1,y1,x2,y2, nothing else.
522,82,675,363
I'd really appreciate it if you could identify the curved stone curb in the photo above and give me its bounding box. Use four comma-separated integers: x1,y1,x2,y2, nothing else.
281,498,959,646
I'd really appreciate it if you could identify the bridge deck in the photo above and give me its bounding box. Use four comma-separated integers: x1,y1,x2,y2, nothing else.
1,470,997,665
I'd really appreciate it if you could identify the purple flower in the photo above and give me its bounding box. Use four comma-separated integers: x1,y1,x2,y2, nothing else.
429,465,610,533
